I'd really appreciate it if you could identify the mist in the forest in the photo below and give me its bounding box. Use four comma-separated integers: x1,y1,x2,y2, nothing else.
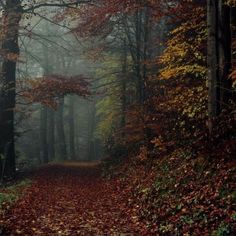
0,1,235,235
15,12,102,168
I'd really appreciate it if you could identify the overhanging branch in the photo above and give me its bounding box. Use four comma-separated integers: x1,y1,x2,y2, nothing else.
23,0,93,13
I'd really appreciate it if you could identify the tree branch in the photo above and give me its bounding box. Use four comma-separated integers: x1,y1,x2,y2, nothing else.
23,0,93,13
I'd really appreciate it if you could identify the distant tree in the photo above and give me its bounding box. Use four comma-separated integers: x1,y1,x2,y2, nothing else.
0,0,91,178
69,95,76,160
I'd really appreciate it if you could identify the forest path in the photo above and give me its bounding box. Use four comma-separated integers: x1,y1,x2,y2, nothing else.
1,162,143,235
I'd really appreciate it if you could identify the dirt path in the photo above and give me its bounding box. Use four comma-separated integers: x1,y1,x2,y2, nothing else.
1,162,144,236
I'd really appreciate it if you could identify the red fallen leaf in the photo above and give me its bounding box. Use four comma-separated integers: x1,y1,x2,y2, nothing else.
0,163,146,235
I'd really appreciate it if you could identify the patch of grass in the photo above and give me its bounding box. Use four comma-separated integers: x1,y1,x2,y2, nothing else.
213,222,231,236
0,179,31,208
6,179,31,191
180,215,194,225
231,213,236,221
0,193,17,206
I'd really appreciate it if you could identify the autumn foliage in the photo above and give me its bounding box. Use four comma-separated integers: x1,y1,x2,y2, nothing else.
21,75,91,108
0,0,236,235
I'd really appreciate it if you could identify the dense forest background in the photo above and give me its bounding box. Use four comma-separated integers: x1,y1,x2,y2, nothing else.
0,0,236,235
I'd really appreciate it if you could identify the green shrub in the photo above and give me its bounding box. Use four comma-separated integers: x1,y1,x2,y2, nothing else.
214,223,231,236
0,193,17,207
0,179,31,208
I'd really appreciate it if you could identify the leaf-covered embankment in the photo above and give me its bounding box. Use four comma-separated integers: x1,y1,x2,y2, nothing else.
104,144,236,235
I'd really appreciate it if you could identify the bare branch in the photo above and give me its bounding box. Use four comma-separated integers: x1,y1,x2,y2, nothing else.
23,0,93,13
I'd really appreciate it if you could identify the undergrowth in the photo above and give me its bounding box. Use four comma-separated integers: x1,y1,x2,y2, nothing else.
0,179,31,210
102,141,236,235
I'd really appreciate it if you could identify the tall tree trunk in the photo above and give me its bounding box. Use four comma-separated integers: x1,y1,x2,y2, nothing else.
56,97,67,161
40,106,48,163
40,40,51,163
69,96,75,160
143,7,150,102
75,100,80,159
207,0,234,135
121,39,127,138
207,0,221,135
231,5,236,78
143,6,152,145
135,10,144,104
48,109,55,161
88,101,96,161
0,0,22,178
218,1,232,107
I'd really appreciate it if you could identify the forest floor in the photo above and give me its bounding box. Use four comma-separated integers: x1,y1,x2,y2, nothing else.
0,162,145,236
0,151,235,236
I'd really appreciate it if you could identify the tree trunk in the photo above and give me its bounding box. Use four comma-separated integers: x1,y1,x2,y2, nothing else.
88,101,96,161
121,39,127,135
40,40,51,163
207,0,235,135
69,96,75,160
207,0,221,135
48,109,55,161
142,7,150,102
231,5,236,79
0,0,22,178
75,101,80,159
218,1,232,107
40,106,48,163
56,97,67,161
135,10,144,104
143,6,152,146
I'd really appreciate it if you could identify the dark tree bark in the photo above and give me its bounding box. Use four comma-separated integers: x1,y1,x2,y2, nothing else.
142,6,152,146
39,38,51,164
75,102,80,158
218,1,232,107
40,106,48,163
120,39,128,137
207,0,235,135
88,101,96,161
69,96,75,160
207,0,221,134
48,109,55,161
231,5,236,75
0,0,22,178
56,97,67,161
142,7,150,100
135,10,144,104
